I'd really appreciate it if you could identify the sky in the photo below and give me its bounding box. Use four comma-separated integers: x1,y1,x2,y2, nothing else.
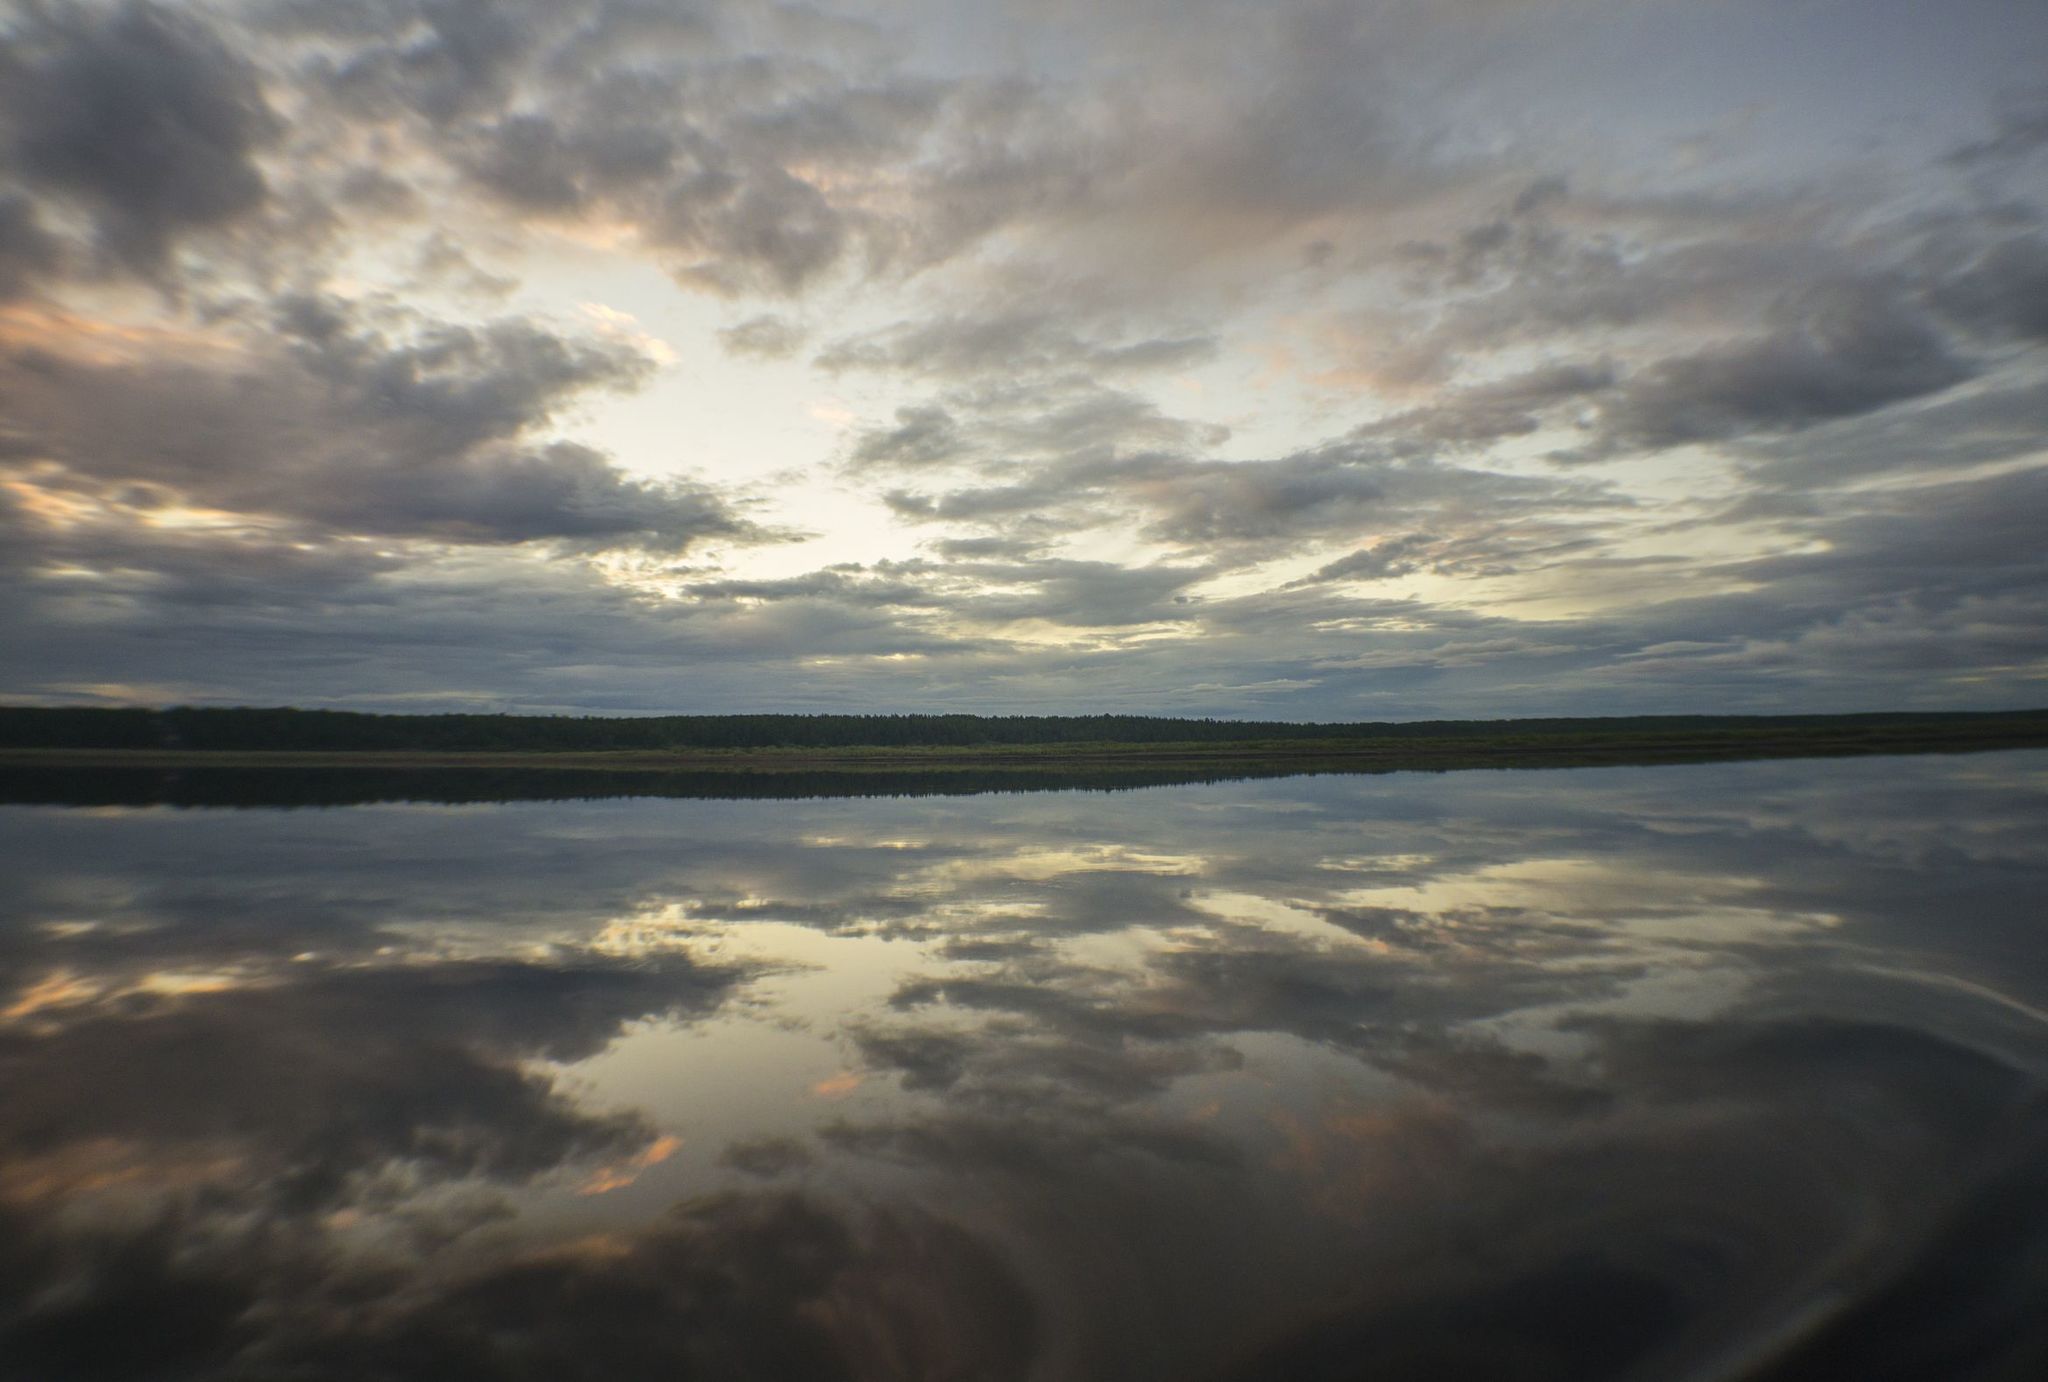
2,0,2046,719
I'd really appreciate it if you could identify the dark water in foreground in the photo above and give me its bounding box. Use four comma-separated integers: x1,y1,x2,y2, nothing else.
1,754,2045,1381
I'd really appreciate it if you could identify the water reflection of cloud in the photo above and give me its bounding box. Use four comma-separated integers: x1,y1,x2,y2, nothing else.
0,756,2043,1377
0,949,759,1225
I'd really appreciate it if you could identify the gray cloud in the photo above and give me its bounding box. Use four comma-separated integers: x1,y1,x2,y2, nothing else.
875,435,1619,574
1931,234,2048,343
278,0,550,125
817,309,1215,379
1735,371,2048,488
0,194,62,298
681,564,936,609
1134,446,1620,549
1,1,279,276
258,1,954,293
1289,535,1438,586
849,404,968,469
1,292,760,552
1356,360,1617,452
1596,279,1975,450
717,312,807,359
1946,87,2048,166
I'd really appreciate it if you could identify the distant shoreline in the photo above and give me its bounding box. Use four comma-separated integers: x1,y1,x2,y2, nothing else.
4,711,2044,776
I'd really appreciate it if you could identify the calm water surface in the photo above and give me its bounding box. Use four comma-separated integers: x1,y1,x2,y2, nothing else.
2,754,2046,1380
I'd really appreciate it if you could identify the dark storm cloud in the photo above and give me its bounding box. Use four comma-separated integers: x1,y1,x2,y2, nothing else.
1,293,760,552
0,1,278,276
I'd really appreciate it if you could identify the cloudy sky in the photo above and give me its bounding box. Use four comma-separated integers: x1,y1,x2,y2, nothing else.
2,0,2045,717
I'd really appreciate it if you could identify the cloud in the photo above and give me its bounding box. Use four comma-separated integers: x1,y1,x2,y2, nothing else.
456,108,676,213
1356,360,1617,451
849,404,968,469
886,441,1622,563
0,195,62,299
681,564,937,609
1595,279,1975,450
717,312,808,359
1289,535,1438,585
817,309,1215,379
1931,233,2048,343
1,294,761,552
1945,86,2048,166
275,0,549,125
258,0,956,294
0,1,279,275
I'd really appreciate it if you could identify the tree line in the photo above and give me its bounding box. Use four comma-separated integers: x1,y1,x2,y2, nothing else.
2,704,2041,752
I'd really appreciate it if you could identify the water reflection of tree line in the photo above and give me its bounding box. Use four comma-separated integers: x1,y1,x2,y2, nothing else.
0,763,1294,808
10,724,2048,809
